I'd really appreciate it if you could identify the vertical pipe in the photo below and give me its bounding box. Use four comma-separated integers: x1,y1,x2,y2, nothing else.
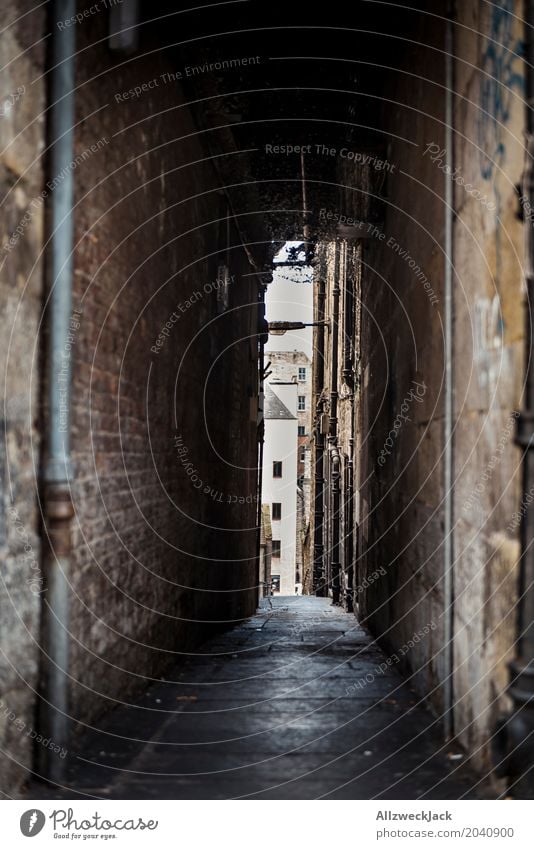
313,419,326,595
443,6,455,741
346,406,354,611
329,244,341,604
300,151,310,256
329,244,341,442
38,0,76,783
345,244,356,612
257,288,267,603
342,244,354,383
47,0,75,481
352,244,362,609
330,447,341,604
313,254,327,595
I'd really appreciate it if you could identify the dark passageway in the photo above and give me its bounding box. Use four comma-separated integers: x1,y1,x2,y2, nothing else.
1,0,533,813
29,598,487,800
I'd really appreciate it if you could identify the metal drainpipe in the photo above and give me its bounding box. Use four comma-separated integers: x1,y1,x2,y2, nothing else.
342,245,354,383
330,447,341,605
443,5,455,741
346,402,354,612
329,244,341,604
313,256,327,596
300,151,311,254
346,248,356,611
38,0,76,783
257,288,267,602
343,246,355,611
313,412,326,595
492,0,534,798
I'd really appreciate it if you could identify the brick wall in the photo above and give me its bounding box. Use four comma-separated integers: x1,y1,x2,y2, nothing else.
67,15,262,726
0,4,265,793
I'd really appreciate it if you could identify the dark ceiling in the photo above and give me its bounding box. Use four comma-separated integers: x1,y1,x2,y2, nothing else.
137,0,445,256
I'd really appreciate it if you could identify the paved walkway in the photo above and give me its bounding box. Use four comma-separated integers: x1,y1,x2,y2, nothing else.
29,597,492,799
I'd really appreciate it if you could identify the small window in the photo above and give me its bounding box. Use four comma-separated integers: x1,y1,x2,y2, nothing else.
298,425,306,437
271,574,281,592
298,367,306,382
272,540,281,558
299,447,306,462
273,461,282,478
272,502,282,520
298,395,306,411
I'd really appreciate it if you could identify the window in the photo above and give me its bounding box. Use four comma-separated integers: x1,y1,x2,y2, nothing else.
272,540,281,558
299,447,306,462
298,395,306,411
273,461,282,477
298,425,306,437
271,574,281,593
298,367,306,382
272,502,282,520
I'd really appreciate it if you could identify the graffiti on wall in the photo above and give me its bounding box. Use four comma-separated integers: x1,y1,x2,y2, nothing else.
473,295,510,390
478,0,524,182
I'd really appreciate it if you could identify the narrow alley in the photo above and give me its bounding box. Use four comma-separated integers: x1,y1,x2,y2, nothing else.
30,598,486,800
1,0,534,835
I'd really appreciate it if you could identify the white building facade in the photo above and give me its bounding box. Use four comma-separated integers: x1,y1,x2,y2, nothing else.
262,383,298,595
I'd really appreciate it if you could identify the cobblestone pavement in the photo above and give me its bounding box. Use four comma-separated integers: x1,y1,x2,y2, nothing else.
28,597,494,799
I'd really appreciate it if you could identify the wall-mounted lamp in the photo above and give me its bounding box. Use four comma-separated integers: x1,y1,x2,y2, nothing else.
267,321,329,336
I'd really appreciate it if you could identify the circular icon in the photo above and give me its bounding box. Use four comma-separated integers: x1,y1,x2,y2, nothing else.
20,810,46,837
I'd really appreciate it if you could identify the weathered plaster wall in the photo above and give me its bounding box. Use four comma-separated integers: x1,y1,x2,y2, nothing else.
451,0,524,760
0,0,46,797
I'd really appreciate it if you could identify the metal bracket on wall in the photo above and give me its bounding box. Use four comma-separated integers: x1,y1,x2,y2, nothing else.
109,0,140,54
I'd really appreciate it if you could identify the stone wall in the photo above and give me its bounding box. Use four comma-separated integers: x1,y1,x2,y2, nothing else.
310,240,359,606
356,3,449,714
451,0,524,761
354,0,525,767
0,0,46,797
